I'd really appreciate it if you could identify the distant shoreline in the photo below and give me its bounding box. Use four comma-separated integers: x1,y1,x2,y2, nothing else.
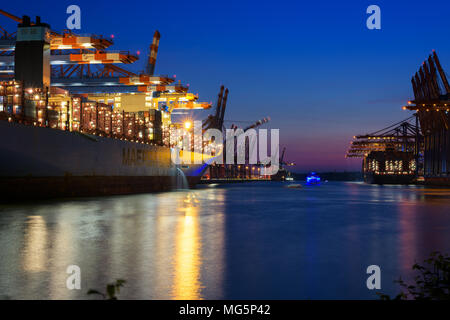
291,171,363,182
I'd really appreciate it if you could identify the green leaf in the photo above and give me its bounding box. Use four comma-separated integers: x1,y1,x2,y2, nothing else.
106,284,116,299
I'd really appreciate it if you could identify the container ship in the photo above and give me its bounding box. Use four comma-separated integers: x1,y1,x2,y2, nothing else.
347,118,421,185
0,12,213,199
362,151,417,184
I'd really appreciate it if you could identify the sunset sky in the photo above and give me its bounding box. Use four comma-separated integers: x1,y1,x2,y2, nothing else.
3,0,450,171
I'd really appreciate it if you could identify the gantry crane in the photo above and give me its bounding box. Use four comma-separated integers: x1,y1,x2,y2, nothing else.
280,147,295,167
402,51,450,183
0,10,211,113
404,50,450,132
203,85,229,131
346,116,421,158
0,10,125,71
118,30,211,112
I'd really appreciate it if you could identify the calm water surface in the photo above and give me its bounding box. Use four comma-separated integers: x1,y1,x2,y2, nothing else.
1,181,450,299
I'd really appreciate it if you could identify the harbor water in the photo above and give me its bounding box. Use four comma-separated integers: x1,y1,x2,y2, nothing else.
1,181,450,299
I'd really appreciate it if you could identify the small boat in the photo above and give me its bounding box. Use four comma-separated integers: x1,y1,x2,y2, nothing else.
286,184,302,189
306,172,321,185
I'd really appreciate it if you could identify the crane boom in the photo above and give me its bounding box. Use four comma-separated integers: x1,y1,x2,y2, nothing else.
432,51,450,94
280,147,286,164
146,30,160,75
0,9,23,23
219,88,228,130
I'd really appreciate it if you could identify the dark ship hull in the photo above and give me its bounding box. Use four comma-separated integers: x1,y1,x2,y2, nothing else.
363,172,416,185
0,120,206,200
363,151,417,185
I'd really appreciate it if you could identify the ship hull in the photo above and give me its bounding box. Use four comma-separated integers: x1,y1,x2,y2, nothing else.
423,177,450,186
0,176,173,200
0,120,206,200
364,172,416,185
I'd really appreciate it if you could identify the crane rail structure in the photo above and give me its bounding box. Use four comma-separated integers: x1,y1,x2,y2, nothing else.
346,116,420,158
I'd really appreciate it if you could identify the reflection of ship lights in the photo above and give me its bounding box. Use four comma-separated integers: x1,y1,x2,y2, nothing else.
23,216,48,272
172,194,202,299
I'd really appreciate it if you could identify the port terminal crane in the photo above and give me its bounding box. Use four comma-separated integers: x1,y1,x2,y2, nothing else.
347,116,422,184
402,50,450,185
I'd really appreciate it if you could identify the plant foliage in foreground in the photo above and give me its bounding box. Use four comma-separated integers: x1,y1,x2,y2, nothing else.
87,279,126,300
379,251,450,300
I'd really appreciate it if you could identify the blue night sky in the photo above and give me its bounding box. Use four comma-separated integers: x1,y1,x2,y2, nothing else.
3,0,450,171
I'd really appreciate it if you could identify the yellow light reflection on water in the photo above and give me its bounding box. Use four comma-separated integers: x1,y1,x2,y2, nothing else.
172,193,203,300
22,216,48,272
